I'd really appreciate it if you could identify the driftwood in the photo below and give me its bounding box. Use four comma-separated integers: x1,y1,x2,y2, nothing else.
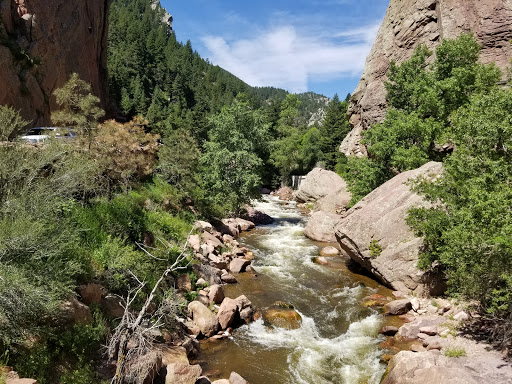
108,226,194,384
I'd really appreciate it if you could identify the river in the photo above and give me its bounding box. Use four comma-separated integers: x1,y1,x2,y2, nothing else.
195,195,393,384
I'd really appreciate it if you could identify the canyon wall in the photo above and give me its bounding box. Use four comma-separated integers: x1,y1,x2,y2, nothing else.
0,0,109,127
342,0,512,157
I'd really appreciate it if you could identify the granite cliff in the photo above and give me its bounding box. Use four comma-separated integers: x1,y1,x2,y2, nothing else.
0,0,109,126
341,0,512,157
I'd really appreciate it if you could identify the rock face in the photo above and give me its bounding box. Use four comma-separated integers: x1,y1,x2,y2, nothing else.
342,0,512,157
335,162,445,296
0,0,109,126
382,351,512,384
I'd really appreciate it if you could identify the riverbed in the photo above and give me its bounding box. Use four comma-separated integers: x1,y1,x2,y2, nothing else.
195,195,393,384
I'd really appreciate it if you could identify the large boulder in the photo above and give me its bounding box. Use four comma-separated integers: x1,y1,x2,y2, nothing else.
343,0,512,158
295,168,349,205
187,301,219,337
303,211,341,243
57,297,92,325
382,351,512,384
335,162,445,296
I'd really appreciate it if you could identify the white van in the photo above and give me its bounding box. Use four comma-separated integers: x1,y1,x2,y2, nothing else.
21,127,77,144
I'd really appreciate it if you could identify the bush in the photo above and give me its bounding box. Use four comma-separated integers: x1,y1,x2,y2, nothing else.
0,105,29,141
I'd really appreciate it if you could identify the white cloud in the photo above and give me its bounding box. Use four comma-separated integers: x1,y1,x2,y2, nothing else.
201,23,379,93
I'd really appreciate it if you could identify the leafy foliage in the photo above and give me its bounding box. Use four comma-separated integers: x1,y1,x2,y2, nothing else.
0,105,29,141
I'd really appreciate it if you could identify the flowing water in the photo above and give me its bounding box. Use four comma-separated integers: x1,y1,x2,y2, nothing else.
196,195,393,384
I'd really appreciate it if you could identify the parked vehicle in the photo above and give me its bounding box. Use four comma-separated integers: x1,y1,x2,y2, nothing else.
20,127,77,144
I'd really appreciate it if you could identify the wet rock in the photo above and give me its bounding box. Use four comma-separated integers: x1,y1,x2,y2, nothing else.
229,258,250,273
188,301,219,337
221,273,238,284
384,299,412,315
229,372,248,384
264,308,302,330
380,326,399,336
315,256,329,265
239,307,254,324
165,363,202,384
410,343,426,352
208,285,225,305
217,298,238,330
195,377,211,384
320,246,340,256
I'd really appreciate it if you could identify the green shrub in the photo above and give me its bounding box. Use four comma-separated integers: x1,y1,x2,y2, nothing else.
369,240,383,258
444,347,466,357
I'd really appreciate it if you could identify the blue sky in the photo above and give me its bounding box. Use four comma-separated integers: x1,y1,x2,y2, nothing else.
161,0,389,98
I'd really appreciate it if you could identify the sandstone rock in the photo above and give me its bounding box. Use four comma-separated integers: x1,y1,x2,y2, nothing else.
335,162,445,296
188,301,219,337
295,168,349,205
195,221,214,233
234,295,252,311
211,380,230,384
218,219,239,238
209,254,228,270
201,243,215,257
229,258,250,273
4,371,37,384
221,273,237,284
344,0,512,158
161,346,189,366
181,337,200,359
239,307,254,324
202,231,223,249
217,298,238,330
0,0,109,126
320,246,340,256
188,235,201,253
242,205,274,225
78,283,104,305
304,211,341,243
184,320,201,337
196,294,210,307
229,372,248,384
384,299,412,315
165,363,202,384
196,278,207,286
58,297,92,325
208,285,225,305
398,317,445,340
275,186,293,201
420,326,438,336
